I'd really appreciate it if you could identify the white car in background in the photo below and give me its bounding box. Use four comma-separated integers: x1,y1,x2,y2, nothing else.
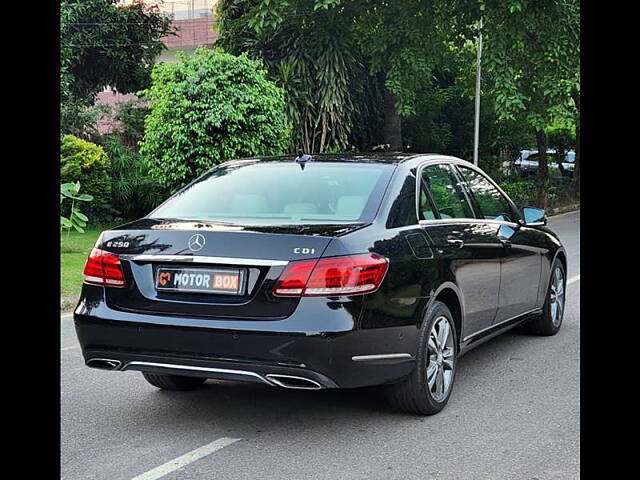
514,149,575,177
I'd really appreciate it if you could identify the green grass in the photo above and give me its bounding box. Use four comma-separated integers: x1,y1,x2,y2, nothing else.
60,227,109,298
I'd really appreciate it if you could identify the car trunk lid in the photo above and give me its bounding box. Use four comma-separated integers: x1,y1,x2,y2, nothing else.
99,218,368,319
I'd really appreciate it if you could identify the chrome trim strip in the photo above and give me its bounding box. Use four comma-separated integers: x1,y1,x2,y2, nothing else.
265,374,323,390
351,353,413,362
121,361,274,385
418,218,520,228
462,308,542,342
124,254,289,267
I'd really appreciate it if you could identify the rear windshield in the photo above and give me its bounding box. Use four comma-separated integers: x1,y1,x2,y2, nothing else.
150,161,394,225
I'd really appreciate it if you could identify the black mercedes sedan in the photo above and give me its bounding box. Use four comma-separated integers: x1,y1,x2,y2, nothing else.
74,153,566,415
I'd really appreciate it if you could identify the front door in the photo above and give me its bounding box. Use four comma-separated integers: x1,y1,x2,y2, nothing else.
454,165,542,325
418,163,503,339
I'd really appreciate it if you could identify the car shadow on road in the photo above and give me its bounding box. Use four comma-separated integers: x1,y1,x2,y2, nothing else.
127,328,545,434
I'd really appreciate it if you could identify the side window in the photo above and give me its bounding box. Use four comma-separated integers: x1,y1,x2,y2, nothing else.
421,164,474,219
387,172,419,228
419,188,437,220
457,166,514,222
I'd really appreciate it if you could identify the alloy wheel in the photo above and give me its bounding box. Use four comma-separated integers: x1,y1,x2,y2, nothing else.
427,316,455,402
550,266,565,327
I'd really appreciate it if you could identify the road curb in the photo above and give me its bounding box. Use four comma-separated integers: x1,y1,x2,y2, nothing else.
549,207,580,218
549,204,580,217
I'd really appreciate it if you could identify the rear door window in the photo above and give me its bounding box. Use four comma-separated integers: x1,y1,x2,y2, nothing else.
386,171,419,228
420,164,474,219
419,188,437,220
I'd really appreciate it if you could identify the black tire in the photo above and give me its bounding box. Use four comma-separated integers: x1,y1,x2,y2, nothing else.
142,372,207,391
384,301,457,415
521,258,566,336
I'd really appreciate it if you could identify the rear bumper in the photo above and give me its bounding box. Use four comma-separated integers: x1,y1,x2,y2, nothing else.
84,351,339,389
74,290,419,389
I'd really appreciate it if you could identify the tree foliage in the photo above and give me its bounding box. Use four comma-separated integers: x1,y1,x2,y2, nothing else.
477,0,580,129
61,0,173,106
451,0,580,206
217,0,372,153
101,135,164,219
217,0,452,152
139,47,291,193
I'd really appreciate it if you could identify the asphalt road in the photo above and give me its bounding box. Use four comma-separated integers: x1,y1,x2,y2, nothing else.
61,211,580,480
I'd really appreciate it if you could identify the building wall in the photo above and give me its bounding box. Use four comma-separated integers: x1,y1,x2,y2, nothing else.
157,16,218,63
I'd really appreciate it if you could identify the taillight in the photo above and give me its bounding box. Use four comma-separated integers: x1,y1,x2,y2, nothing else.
273,253,388,297
83,248,126,288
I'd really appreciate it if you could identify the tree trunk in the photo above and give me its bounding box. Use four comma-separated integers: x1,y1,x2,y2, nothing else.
574,121,580,196
535,129,549,209
383,90,403,151
572,90,580,197
555,146,567,177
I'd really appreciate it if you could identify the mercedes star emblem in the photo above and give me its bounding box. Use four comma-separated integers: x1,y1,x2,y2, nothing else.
188,234,205,252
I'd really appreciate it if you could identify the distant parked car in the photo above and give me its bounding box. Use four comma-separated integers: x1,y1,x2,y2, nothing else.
514,149,575,178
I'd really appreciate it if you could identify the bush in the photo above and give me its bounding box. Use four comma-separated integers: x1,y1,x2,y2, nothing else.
101,135,163,220
60,135,112,222
479,155,506,182
500,175,579,212
112,99,149,147
499,180,538,209
60,101,110,140
140,47,291,193
547,176,578,209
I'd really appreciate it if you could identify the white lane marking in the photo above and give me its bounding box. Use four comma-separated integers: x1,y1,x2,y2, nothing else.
61,345,79,351
567,275,580,285
129,437,241,480
61,312,73,320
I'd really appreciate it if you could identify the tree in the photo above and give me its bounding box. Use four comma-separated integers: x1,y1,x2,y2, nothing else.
61,0,173,132
467,0,580,208
216,0,372,153
349,0,445,150
571,86,580,196
217,0,449,152
545,118,576,178
139,47,291,193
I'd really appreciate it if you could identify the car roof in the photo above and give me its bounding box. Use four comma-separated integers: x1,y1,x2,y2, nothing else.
223,152,431,166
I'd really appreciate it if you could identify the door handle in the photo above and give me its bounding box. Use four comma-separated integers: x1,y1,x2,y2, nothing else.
446,238,464,248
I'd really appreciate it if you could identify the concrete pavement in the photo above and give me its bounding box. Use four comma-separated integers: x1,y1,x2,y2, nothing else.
61,211,580,480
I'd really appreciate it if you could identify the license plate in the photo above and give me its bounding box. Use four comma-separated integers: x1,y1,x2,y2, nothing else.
155,267,245,295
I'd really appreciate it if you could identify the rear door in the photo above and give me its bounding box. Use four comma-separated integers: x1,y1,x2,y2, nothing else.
454,164,542,324
418,163,502,339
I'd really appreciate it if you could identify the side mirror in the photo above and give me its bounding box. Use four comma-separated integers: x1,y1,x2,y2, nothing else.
521,206,547,226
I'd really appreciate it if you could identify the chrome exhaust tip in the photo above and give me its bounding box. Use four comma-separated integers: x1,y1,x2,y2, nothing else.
86,358,122,371
265,374,323,390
